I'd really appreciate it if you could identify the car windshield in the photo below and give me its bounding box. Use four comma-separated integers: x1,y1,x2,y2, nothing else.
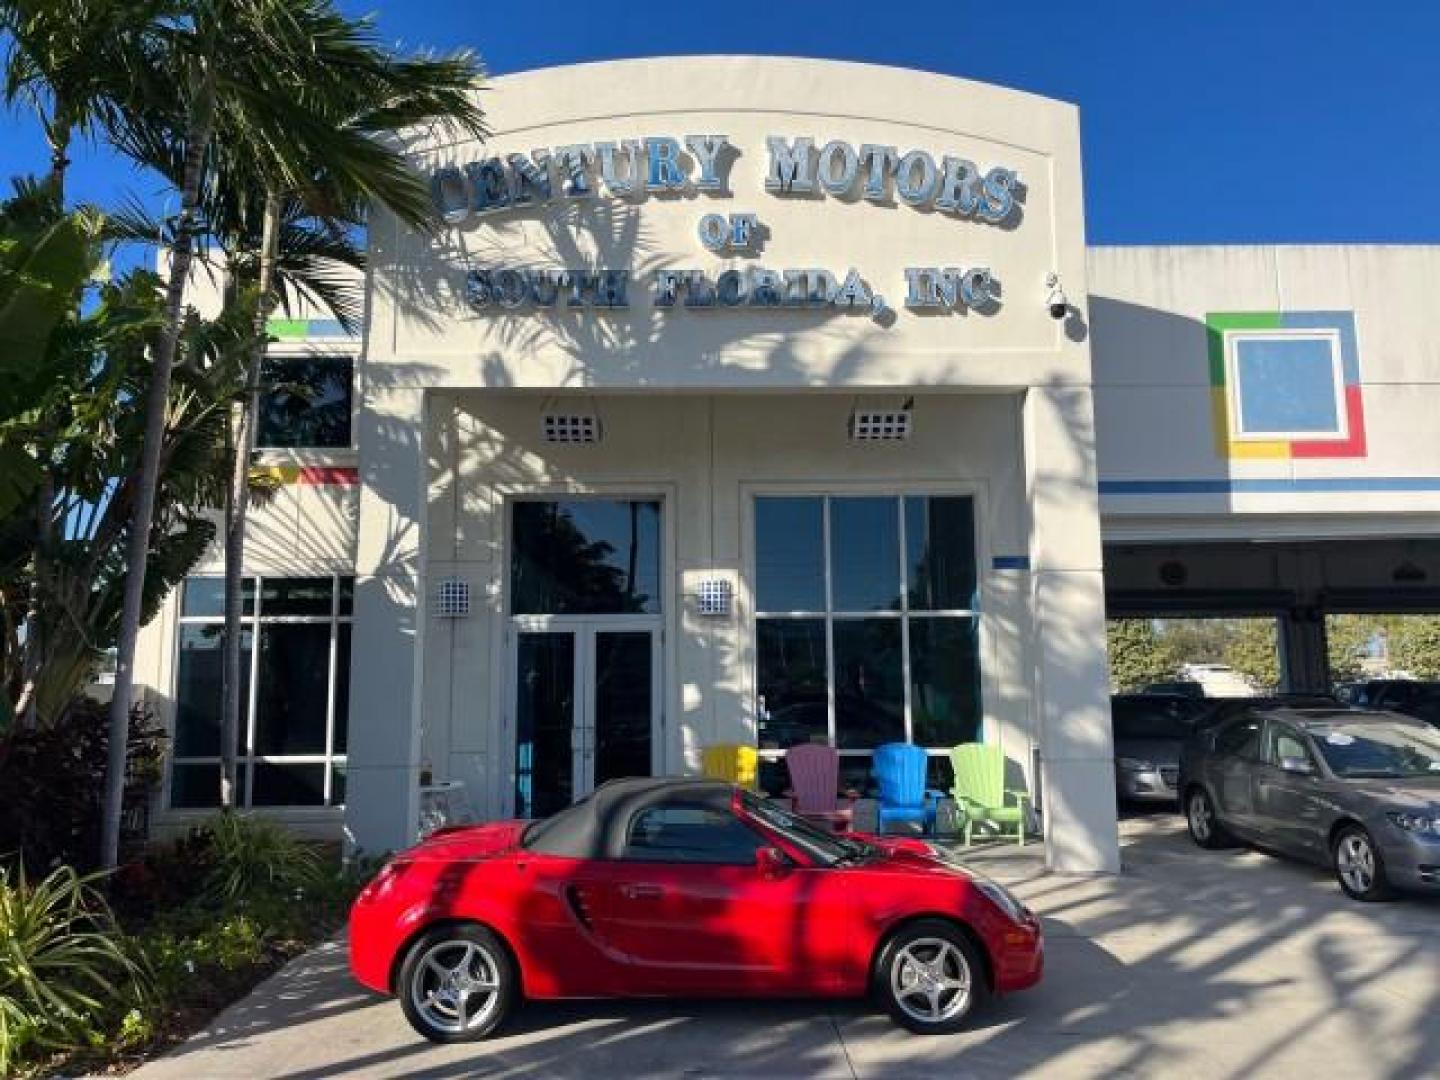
1310,720,1440,779
740,791,869,867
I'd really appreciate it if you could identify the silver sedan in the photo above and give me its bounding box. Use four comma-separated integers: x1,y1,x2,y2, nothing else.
1178,707,1440,901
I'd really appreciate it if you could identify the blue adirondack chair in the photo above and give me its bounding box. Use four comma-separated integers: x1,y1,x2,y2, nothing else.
872,742,941,835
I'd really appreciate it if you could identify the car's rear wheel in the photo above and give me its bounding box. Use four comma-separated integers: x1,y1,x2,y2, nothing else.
1333,825,1395,902
397,924,516,1042
1185,786,1233,849
874,919,988,1035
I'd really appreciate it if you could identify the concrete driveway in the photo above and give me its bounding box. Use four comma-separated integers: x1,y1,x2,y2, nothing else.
131,814,1440,1080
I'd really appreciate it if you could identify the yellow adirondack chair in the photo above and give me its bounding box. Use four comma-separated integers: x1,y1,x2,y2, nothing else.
949,743,1029,846
701,743,759,789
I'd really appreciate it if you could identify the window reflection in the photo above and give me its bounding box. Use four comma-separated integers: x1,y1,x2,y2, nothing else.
833,620,905,749
910,617,981,746
170,575,351,809
752,494,982,759
830,498,902,612
754,498,825,612
756,619,828,749
254,624,330,755
257,356,353,449
511,500,661,615
905,497,976,611
174,625,251,757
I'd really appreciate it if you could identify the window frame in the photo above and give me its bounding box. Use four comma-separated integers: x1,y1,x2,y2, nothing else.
748,487,987,780
1223,328,1349,443
253,345,356,452
167,573,353,810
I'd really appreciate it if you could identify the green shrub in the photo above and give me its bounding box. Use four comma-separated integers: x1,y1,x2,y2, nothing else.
114,1006,155,1052
0,865,150,1074
0,700,167,875
111,826,219,926
203,813,322,907
144,913,269,1002
0,832,369,1073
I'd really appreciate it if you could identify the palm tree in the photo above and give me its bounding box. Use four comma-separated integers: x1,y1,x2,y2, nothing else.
102,0,485,853
19,272,251,723
0,182,106,731
0,0,172,194
5,0,485,863
211,33,484,808
0,0,173,729
0,178,249,732
116,6,486,810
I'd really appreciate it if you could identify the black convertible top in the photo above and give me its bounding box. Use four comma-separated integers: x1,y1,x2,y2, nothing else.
522,777,738,860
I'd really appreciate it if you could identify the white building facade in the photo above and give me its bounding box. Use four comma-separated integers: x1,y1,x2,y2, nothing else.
132,58,1440,875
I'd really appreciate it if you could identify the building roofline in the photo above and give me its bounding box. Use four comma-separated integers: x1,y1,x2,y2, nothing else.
486,54,1078,112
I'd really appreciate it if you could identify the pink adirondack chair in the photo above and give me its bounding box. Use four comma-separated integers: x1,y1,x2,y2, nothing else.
785,743,854,833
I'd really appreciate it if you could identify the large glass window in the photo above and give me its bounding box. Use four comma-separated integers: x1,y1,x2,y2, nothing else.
755,495,982,791
510,499,662,615
256,355,353,449
754,498,825,612
170,575,353,809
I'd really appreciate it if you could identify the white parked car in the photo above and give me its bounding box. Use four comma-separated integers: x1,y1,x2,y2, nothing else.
1181,664,1257,698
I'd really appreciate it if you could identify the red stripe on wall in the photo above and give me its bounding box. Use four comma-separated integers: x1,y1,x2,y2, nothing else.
297,466,360,485
1292,386,1367,459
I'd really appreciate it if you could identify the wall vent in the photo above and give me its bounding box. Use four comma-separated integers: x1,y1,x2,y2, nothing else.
542,413,602,444
697,577,734,617
434,578,471,618
848,410,913,442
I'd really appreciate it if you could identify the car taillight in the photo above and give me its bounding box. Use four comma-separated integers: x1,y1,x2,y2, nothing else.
357,859,410,904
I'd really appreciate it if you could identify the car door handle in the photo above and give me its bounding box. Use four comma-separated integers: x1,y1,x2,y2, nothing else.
620,883,663,900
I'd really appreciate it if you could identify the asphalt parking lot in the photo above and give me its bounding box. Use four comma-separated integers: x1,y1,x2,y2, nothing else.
130,812,1440,1080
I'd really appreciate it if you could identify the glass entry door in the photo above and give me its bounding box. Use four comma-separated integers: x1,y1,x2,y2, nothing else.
512,623,659,818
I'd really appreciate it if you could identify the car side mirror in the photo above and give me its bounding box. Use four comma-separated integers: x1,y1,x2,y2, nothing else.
756,845,792,879
1279,756,1314,775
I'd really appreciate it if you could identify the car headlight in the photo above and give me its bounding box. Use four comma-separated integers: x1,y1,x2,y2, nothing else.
1387,812,1440,837
1117,757,1156,772
920,845,1030,922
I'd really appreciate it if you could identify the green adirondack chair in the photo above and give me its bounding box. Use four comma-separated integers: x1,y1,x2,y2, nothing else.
949,743,1030,847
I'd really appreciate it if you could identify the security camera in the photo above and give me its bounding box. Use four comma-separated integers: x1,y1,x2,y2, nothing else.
1045,273,1068,320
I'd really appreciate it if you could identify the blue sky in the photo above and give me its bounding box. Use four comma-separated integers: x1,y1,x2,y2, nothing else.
2,0,1437,245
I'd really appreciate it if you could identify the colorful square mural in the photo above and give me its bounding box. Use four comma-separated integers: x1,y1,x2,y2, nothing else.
1206,311,1366,460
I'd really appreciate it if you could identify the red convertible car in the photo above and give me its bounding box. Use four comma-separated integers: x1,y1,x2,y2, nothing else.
350,778,1043,1040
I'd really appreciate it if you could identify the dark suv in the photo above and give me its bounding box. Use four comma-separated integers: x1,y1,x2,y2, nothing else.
1367,681,1440,728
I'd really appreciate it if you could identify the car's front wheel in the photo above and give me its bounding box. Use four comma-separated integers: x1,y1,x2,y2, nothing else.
1333,825,1395,902
874,919,988,1035
1185,786,1233,850
397,924,517,1042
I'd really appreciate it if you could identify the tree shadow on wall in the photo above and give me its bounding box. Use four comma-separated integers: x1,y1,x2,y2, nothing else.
381,195,902,391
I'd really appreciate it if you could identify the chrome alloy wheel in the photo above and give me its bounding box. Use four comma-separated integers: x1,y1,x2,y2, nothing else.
408,938,503,1035
890,937,972,1025
1336,832,1376,894
1188,791,1213,842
